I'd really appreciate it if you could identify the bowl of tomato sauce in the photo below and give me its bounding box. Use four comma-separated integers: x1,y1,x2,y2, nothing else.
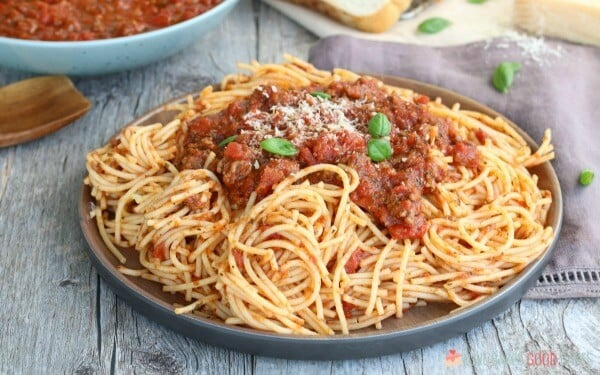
0,0,239,75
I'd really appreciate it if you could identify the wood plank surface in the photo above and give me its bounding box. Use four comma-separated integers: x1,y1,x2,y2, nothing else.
0,1,598,374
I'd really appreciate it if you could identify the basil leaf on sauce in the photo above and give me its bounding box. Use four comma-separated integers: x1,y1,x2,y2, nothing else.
579,169,595,186
417,18,451,34
367,139,393,162
310,91,331,100
218,135,237,148
468,0,487,4
260,138,298,156
368,113,392,138
492,62,522,94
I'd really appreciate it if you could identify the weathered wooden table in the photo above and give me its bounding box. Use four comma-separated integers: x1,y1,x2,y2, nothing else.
1,1,598,373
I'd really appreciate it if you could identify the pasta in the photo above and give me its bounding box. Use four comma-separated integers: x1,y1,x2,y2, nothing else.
85,56,555,334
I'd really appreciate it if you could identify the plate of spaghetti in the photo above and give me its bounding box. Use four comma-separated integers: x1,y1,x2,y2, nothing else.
79,56,562,359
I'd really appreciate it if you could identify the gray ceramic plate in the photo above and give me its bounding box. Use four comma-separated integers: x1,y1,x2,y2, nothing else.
78,76,563,360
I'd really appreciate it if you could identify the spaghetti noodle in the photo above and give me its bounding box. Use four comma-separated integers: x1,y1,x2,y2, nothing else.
85,56,555,334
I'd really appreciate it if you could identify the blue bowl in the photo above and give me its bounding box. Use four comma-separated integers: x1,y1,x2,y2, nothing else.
0,0,239,75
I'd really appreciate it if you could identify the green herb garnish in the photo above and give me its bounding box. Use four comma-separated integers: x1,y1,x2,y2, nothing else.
368,113,392,138
468,0,487,4
260,137,298,156
579,169,595,186
218,135,237,148
492,62,522,94
310,91,331,100
367,139,393,162
418,18,451,34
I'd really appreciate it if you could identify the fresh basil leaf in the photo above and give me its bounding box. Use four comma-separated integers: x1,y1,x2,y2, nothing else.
310,91,331,100
579,169,595,186
418,18,451,34
260,137,298,156
468,0,487,4
368,113,392,138
218,135,237,148
367,139,393,162
492,62,522,94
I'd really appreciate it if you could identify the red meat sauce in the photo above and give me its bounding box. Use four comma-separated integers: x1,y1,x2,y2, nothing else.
178,78,481,242
0,0,221,41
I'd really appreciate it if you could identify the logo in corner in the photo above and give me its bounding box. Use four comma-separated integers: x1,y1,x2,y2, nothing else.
445,349,462,367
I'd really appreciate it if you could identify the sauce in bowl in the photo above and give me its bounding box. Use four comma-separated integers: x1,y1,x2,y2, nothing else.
0,0,222,41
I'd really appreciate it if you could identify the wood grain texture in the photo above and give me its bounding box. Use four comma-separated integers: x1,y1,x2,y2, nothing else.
0,76,91,148
0,1,598,373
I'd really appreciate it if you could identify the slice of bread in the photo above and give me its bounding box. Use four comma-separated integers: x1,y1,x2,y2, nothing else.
287,0,413,33
514,0,600,46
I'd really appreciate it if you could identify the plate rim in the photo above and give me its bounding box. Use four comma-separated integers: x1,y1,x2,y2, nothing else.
78,74,563,359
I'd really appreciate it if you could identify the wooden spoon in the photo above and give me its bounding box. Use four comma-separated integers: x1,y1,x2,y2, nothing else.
0,76,92,148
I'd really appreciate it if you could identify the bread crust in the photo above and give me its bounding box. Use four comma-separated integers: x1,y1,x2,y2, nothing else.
287,0,412,33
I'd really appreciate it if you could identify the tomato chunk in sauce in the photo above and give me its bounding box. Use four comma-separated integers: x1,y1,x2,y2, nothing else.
179,79,481,240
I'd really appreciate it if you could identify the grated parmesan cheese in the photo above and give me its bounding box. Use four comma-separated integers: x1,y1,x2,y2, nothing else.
486,31,564,66
241,92,365,146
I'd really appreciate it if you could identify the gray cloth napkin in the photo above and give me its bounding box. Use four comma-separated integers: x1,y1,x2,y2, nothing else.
309,35,600,299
